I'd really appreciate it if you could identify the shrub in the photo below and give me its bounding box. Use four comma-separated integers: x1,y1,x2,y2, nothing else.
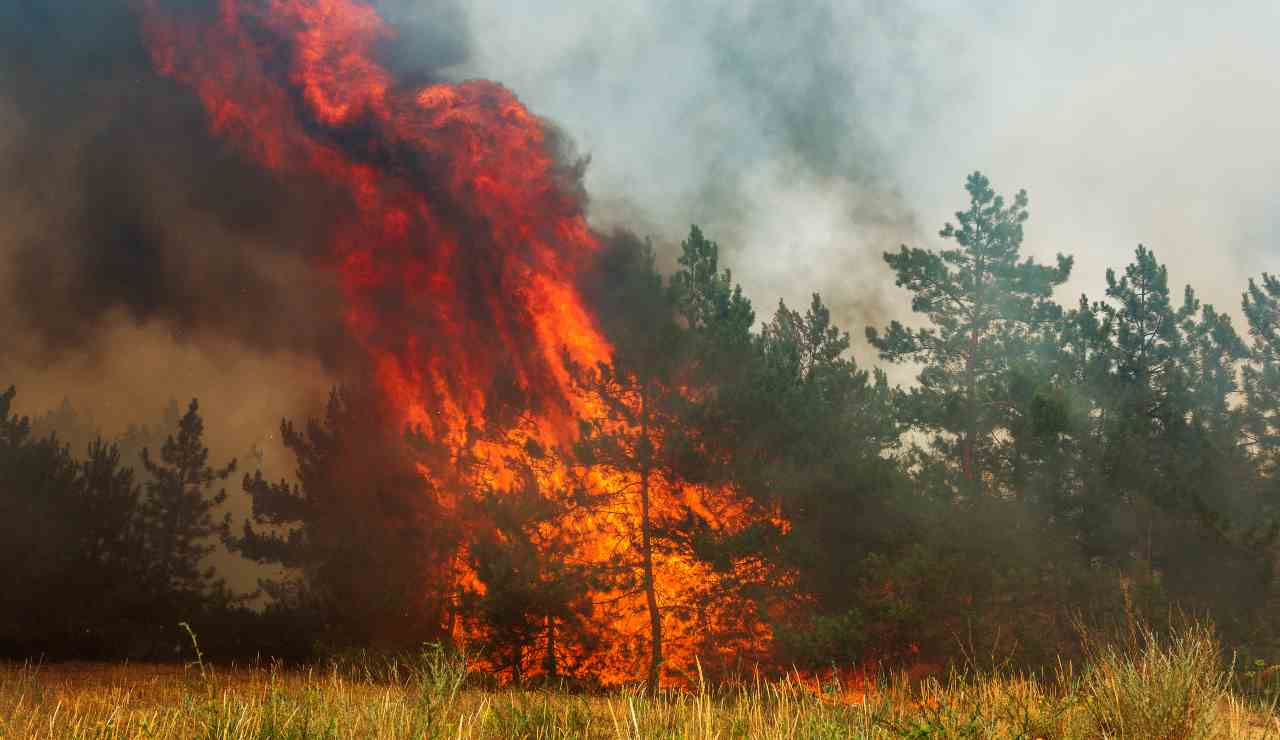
1077,615,1226,739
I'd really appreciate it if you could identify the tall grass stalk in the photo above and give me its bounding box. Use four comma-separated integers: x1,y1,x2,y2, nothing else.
0,619,1276,738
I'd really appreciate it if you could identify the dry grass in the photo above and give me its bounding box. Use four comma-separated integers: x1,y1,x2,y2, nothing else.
1,622,1277,739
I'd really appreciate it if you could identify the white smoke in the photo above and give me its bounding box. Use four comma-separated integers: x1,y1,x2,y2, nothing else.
452,0,1280,343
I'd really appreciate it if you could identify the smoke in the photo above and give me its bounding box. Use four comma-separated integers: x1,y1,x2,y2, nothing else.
13,0,1275,408
0,0,486,411
900,1,1280,316
451,0,1280,350
0,0,472,592
1,2,345,391
449,0,937,366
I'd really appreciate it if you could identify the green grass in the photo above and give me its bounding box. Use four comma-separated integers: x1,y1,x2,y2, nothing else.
1,621,1277,739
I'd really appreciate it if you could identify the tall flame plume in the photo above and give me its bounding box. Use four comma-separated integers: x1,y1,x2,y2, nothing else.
142,0,611,437
140,0,781,684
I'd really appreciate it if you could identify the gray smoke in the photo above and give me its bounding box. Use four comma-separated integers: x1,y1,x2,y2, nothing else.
450,0,1280,355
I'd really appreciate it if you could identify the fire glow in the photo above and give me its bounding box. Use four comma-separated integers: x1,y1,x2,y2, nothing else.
139,0,781,684
142,0,610,434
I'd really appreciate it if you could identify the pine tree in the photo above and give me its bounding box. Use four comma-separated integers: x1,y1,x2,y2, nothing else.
670,225,756,385
0,386,78,650
416,367,602,683
461,440,597,683
0,388,147,655
1072,247,1260,615
1093,249,1218,521
1034,294,1114,536
569,228,738,688
747,294,901,605
230,387,457,649
65,438,147,647
570,311,678,685
866,172,1072,500
139,399,236,617
1242,274,1280,476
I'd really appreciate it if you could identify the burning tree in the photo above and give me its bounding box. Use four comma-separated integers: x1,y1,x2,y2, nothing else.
444,375,603,683
459,442,599,683
569,356,685,688
560,230,790,686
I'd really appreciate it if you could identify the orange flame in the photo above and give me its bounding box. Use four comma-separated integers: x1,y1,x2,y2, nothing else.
142,0,609,435
140,0,786,685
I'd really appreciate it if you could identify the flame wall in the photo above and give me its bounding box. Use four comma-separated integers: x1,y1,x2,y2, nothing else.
136,0,784,684
141,0,611,436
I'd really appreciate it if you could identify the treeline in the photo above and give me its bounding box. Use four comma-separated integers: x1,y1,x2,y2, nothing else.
4,172,1280,679
0,395,279,659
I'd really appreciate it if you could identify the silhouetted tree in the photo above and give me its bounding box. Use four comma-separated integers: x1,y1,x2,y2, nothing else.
230,387,457,649
62,438,149,650
0,387,149,656
138,399,236,618
0,386,78,653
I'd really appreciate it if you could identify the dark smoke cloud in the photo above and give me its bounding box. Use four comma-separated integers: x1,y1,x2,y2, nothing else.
1,1,339,364
0,0,474,369
374,0,471,85
0,0,476,593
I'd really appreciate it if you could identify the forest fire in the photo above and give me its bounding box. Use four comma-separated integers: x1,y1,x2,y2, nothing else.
138,0,780,684
12,0,1280,733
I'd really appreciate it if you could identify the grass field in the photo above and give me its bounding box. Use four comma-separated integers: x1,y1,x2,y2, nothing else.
2,621,1278,739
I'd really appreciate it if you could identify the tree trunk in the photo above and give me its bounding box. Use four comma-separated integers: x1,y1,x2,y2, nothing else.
638,381,663,690
963,327,980,498
963,255,983,500
542,615,558,678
